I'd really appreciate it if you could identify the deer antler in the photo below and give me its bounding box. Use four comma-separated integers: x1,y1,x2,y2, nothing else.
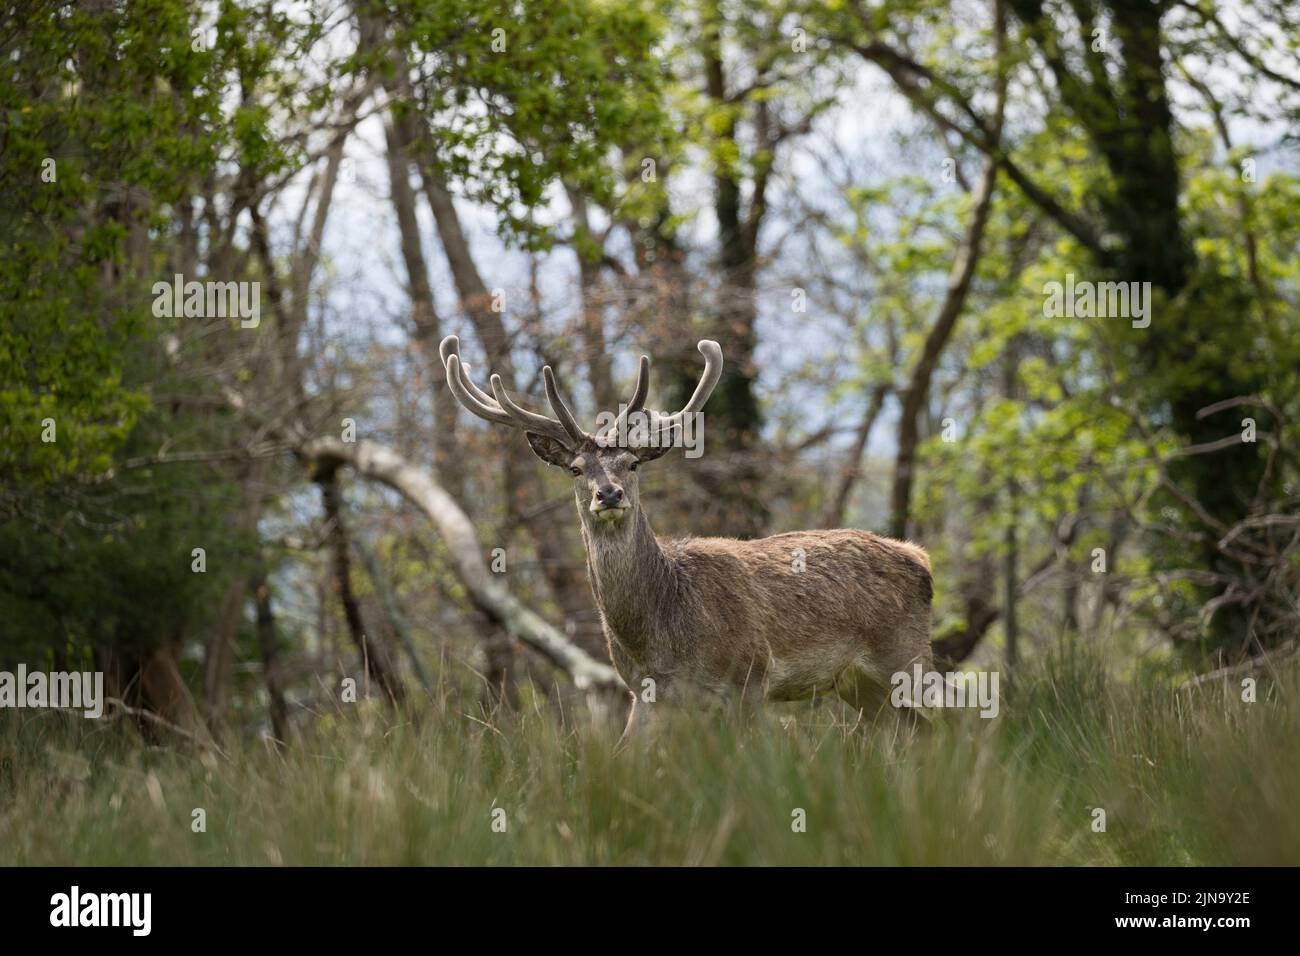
439,335,584,447
602,354,650,441
440,335,724,450
598,340,723,446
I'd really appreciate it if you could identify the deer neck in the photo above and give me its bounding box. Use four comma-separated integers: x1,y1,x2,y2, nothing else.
578,503,674,658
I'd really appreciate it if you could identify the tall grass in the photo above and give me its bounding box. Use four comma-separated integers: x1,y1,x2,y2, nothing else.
1,650,1296,865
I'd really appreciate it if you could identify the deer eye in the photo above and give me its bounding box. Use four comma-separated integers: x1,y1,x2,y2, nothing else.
628,460,638,472
570,466,582,477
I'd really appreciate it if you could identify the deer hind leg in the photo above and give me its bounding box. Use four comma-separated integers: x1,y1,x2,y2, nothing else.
833,657,896,719
909,615,935,671
835,638,934,727
614,691,662,753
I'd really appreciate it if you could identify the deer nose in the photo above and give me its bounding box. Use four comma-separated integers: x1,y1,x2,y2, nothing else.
596,484,623,506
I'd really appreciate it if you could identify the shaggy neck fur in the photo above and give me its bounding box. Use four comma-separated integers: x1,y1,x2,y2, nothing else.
577,498,676,659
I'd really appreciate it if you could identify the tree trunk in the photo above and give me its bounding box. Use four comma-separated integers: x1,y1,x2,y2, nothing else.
382,117,461,498
823,385,888,528
1002,343,1019,669
566,185,617,414
353,530,435,697
318,468,405,706
200,460,266,737
252,570,290,744
139,642,214,745
888,158,998,539
694,5,767,538
201,574,246,737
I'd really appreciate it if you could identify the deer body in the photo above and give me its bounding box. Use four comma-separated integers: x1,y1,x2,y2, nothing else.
580,504,933,716
439,335,934,737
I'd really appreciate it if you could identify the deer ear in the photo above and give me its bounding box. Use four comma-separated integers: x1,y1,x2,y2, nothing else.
525,432,573,468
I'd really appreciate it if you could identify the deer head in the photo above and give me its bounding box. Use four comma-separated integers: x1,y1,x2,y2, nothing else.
438,336,722,532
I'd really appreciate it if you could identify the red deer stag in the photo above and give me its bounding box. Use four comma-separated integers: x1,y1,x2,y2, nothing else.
439,336,933,740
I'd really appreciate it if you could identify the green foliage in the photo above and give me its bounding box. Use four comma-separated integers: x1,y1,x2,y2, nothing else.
369,0,672,244
0,454,250,664
0,0,221,489
0,1,289,660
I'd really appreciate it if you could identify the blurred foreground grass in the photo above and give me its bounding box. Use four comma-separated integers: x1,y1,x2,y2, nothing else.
1,649,1297,865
